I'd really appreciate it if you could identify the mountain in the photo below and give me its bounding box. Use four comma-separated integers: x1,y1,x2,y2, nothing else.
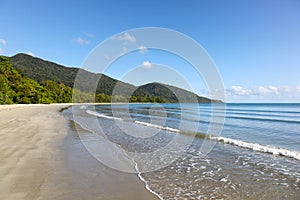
9,53,219,103
133,83,213,103
10,53,135,96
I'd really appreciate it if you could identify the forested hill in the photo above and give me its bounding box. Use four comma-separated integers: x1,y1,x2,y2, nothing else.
0,56,72,104
133,83,214,103
0,53,220,104
10,53,136,96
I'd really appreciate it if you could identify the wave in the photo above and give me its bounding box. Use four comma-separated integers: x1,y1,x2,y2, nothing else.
181,112,300,125
86,110,123,121
198,108,300,119
85,109,300,161
187,111,300,124
128,108,300,125
197,105,300,114
210,136,300,161
135,120,180,133
227,108,300,114
133,161,164,200
87,109,181,133
226,115,300,124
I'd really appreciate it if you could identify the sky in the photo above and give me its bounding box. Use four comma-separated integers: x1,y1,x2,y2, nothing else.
0,0,300,102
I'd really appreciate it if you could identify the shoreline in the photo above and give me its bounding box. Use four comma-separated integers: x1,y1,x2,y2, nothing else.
0,104,158,200
67,108,163,200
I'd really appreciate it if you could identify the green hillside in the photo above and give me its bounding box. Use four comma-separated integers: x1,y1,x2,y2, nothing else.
133,83,213,103
10,53,136,96
0,56,72,104
2,53,220,104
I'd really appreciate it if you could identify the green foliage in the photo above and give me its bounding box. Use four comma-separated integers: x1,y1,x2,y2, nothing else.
132,83,213,103
0,56,19,104
72,89,94,103
0,74,15,104
0,54,219,104
40,80,72,103
0,56,71,104
10,53,136,96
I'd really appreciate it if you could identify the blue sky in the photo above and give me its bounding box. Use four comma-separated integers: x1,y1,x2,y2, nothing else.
0,0,300,102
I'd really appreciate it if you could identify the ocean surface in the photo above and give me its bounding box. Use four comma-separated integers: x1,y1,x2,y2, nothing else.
65,103,300,199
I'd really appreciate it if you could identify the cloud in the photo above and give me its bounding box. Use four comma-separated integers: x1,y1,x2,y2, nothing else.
138,46,147,53
228,85,280,97
282,86,291,92
226,85,300,102
297,85,300,93
228,86,251,96
0,48,3,53
0,38,7,46
257,86,279,95
116,33,136,43
26,52,35,57
84,32,94,38
119,47,128,56
142,61,152,69
73,37,90,45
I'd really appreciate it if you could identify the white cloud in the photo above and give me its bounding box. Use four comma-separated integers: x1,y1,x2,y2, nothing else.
297,85,300,93
119,47,128,56
257,86,269,94
0,38,7,46
0,48,3,53
257,86,279,95
26,52,35,57
138,46,147,53
73,37,90,45
282,86,291,92
142,61,152,69
229,86,251,96
84,32,94,38
229,85,280,97
116,33,136,43
225,85,300,102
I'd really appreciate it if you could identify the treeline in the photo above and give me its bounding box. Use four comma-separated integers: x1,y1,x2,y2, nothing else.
0,56,71,104
0,56,167,104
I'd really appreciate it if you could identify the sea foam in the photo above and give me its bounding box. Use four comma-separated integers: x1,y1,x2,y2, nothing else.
86,109,300,161
86,110,123,121
210,136,300,161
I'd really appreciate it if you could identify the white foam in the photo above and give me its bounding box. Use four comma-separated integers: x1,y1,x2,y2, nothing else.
80,105,88,109
86,110,300,162
86,110,123,121
134,120,180,133
211,136,300,161
86,110,180,133
133,160,164,200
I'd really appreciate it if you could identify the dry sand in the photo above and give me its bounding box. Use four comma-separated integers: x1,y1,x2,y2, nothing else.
0,104,158,200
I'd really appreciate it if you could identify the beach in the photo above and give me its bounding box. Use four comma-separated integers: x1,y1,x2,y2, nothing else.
0,104,158,200
1,103,299,199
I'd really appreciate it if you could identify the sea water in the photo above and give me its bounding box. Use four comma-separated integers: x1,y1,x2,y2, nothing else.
67,103,300,199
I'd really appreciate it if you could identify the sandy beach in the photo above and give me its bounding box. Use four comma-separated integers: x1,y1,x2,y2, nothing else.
0,104,158,200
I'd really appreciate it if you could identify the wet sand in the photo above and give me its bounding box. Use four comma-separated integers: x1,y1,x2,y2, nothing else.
0,104,158,200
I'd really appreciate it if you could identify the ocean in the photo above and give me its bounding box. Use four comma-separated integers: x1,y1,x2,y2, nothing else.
65,103,300,199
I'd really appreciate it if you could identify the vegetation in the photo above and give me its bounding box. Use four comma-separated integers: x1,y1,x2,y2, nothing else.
0,53,219,104
0,56,72,104
10,53,135,96
133,83,216,103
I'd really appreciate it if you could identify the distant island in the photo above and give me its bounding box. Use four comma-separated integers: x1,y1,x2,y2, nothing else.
0,53,220,104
